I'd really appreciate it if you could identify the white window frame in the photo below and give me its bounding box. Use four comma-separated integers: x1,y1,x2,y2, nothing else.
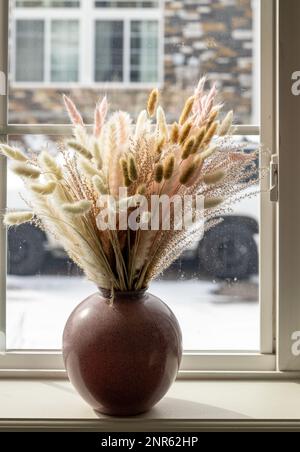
0,0,289,377
11,0,164,89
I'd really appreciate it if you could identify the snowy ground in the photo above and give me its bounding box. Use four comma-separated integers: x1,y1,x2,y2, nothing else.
7,275,259,351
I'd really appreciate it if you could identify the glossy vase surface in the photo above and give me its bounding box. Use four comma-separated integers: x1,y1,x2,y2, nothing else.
63,289,182,416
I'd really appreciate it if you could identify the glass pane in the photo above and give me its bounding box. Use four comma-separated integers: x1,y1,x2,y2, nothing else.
51,20,79,82
95,21,124,82
15,20,44,82
6,135,87,349
130,20,158,82
9,0,260,124
16,1,80,7
6,134,260,351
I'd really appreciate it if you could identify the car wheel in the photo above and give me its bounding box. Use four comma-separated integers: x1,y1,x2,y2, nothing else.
8,224,46,276
198,222,258,280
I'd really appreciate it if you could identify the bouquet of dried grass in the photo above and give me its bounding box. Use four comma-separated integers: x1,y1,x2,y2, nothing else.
1,78,260,292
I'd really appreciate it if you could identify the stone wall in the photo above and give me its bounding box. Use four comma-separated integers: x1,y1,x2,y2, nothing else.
9,0,254,125
164,0,254,123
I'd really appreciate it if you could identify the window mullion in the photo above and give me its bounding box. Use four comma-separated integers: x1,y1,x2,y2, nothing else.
44,17,51,83
158,2,164,86
80,0,92,84
0,124,260,136
123,18,131,84
0,0,8,353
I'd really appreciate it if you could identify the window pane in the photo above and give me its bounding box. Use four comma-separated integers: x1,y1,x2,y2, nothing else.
6,134,260,351
95,21,124,82
130,20,158,82
15,20,44,82
16,1,80,7
51,20,79,82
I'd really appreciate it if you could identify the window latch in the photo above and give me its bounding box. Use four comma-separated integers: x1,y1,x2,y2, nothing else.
270,154,279,203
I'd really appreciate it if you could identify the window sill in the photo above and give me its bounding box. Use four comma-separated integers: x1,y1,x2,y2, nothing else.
1,379,300,431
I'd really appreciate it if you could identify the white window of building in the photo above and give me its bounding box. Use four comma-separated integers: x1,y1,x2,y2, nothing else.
12,0,162,86
51,20,79,82
130,20,159,83
95,21,124,82
15,20,45,82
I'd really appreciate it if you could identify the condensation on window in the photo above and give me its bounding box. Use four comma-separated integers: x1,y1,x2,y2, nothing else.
6,135,260,351
6,1,261,352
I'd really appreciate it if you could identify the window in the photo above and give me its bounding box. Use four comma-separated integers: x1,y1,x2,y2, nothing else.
94,19,159,83
15,19,79,83
0,0,283,374
95,21,124,82
13,0,162,86
15,20,44,82
51,20,79,82
130,20,159,82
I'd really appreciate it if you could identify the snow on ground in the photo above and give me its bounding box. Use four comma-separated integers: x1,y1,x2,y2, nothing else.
7,276,259,351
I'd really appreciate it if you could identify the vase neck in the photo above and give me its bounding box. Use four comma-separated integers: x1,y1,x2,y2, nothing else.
98,288,148,300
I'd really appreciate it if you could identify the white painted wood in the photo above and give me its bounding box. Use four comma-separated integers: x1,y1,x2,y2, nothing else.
123,18,131,84
0,351,275,373
1,379,300,431
80,0,93,85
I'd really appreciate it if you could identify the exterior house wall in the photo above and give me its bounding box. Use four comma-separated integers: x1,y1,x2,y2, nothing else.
8,0,255,125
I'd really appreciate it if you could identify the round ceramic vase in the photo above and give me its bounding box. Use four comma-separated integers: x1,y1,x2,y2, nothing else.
63,289,182,416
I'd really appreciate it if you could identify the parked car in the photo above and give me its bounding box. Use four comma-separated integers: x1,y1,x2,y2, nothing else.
182,195,259,280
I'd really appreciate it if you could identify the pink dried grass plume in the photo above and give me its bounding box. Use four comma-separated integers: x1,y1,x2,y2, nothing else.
94,96,108,138
63,94,84,127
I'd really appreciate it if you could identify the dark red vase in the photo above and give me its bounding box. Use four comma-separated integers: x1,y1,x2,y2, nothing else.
62,289,182,416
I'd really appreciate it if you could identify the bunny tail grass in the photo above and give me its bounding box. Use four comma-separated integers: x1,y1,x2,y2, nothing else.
30,181,57,195
11,162,41,179
0,144,27,162
62,200,92,215
4,211,34,226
